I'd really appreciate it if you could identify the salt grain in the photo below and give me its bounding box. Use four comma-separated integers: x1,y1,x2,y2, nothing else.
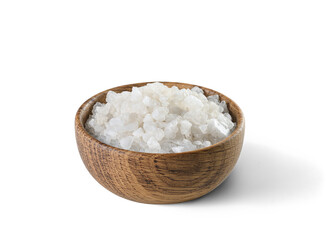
85,83,236,153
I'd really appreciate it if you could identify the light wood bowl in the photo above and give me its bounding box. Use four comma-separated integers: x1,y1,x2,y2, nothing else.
75,82,245,204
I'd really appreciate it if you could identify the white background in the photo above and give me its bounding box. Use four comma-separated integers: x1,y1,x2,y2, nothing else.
1,1,330,239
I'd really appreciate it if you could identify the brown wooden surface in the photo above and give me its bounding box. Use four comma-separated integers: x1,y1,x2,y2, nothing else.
75,82,245,204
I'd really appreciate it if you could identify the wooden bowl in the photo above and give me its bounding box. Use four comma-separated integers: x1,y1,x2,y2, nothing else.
75,82,245,204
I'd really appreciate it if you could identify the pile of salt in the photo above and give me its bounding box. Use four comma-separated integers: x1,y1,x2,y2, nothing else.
86,83,235,153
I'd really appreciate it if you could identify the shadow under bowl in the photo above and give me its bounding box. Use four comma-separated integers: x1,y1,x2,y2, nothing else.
75,82,245,204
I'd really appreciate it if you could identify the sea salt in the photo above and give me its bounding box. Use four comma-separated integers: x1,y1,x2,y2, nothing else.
85,83,236,153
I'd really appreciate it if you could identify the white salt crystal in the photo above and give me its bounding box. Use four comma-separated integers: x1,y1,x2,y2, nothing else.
202,141,212,148
154,128,165,141
184,95,204,110
199,124,208,134
180,139,196,152
207,95,220,104
224,112,232,120
220,100,229,113
132,128,144,138
164,119,178,139
191,86,204,94
179,120,192,138
143,96,154,107
85,83,235,153
152,107,169,122
207,119,230,139
130,87,143,101
120,136,134,150
172,146,184,153
147,136,161,152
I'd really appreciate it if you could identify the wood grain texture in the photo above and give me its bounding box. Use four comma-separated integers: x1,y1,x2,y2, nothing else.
75,82,245,204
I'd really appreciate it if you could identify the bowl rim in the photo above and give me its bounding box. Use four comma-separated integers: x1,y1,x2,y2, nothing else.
75,81,245,156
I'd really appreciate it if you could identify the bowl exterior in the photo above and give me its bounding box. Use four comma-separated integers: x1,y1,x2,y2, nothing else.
75,82,245,204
